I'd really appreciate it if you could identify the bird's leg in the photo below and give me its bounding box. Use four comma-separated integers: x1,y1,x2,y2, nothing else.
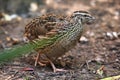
34,53,48,66
47,58,67,72
34,54,67,72
34,53,40,66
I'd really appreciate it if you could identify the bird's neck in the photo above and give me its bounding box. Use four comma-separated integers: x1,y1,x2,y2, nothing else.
57,19,83,41
69,20,83,38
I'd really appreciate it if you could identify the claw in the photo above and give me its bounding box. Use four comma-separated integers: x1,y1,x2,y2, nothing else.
47,58,67,72
38,61,46,66
54,68,67,73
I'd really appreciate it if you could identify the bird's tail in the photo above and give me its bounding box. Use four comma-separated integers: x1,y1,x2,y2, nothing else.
0,37,56,64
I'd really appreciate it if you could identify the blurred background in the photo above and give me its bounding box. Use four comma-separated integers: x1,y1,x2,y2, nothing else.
0,0,120,80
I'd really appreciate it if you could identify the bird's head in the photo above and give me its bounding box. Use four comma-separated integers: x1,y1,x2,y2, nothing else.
71,11,95,24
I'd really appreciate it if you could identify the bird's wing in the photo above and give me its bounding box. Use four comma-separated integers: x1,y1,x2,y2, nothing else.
24,13,69,40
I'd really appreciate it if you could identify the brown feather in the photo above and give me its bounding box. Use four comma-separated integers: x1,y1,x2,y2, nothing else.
24,13,68,40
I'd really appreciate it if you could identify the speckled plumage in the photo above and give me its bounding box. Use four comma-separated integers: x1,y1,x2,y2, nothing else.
24,11,95,68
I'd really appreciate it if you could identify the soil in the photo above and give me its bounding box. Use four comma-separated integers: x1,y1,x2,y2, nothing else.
0,0,120,80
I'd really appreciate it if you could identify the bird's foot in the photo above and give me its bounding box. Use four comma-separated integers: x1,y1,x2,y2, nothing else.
47,58,67,72
34,54,67,72
34,53,49,66
37,61,47,66
53,68,67,73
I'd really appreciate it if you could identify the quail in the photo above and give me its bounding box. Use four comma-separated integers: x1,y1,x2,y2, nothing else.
24,11,95,72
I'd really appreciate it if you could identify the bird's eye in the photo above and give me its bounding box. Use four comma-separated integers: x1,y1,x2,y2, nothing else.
84,15,88,17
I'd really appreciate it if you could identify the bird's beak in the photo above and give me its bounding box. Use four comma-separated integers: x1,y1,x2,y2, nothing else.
87,16,95,24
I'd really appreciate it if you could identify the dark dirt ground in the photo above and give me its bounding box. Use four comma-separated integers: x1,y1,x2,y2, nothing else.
0,0,120,80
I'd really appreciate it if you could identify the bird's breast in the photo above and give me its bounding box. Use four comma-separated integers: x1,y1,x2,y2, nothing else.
43,24,83,61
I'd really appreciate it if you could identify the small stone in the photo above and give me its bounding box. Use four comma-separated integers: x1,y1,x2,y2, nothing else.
80,36,88,42
29,2,38,12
